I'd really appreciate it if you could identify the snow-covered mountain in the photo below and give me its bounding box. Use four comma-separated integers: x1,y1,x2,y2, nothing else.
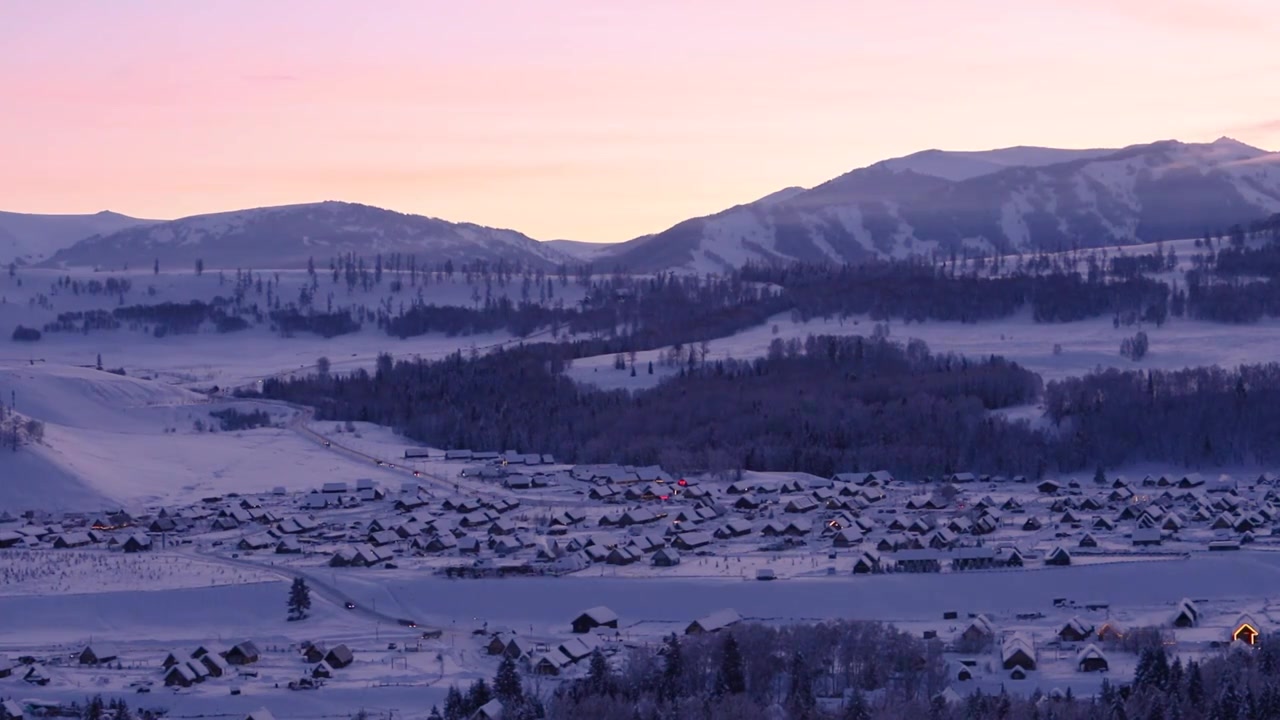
0,210,157,266
599,138,1280,273
44,201,574,270
879,146,1117,181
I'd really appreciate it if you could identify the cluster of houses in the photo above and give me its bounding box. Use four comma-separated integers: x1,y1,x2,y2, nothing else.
293,641,355,689
482,605,743,678
160,641,260,688
937,592,1270,691
11,461,1280,596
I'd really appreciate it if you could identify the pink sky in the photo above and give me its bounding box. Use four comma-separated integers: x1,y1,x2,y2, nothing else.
3,0,1278,241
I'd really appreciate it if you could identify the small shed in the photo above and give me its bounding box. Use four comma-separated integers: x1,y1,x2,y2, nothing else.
79,645,118,665
324,644,355,669
686,608,742,635
1045,547,1072,566
225,641,261,666
572,606,619,634
651,547,681,567
1076,644,1109,673
164,663,198,687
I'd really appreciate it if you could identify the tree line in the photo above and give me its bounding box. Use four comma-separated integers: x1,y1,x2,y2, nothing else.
1045,363,1280,469
252,335,1048,477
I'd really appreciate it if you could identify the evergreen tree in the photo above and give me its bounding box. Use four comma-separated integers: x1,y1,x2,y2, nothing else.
788,650,815,716
287,577,312,620
1188,662,1205,710
1168,657,1184,698
427,708,443,720
1151,648,1170,690
714,634,746,696
466,678,492,712
843,689,872,720
661,633,683,702
1217,681,1242,720
1111,690,1129,720
585,649,613,697
85,695,105,720
494,655,524,704
443,686,466,720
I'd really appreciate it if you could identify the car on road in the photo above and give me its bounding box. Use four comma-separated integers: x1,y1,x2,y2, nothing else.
324,441,331,447
397,619,417,628
345,601,356,610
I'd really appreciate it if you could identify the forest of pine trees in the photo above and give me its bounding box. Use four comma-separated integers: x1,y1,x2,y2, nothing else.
255,333,1280,477
254,334,1050,477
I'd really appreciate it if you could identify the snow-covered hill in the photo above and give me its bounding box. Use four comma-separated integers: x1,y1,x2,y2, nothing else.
600,138,1280,273
0,210,157,266
880,146,1117,181
0,362,424,510
542,239,616,262
44,201,574,271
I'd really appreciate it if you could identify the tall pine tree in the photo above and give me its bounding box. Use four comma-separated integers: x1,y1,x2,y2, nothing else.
493,656,524,705
287,577,311,621
714,634,746,696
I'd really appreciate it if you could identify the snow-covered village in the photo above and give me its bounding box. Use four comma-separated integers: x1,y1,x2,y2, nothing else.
7,3,1280,719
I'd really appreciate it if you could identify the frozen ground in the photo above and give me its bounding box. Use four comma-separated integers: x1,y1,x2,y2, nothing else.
0,268,585,388
566,308,1280,391
325,553,1280,628
0,549,275,596
0,363,414,509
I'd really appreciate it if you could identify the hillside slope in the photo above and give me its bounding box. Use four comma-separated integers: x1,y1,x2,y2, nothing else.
45,201,574,270
600,138,1280,272
0,210,157,266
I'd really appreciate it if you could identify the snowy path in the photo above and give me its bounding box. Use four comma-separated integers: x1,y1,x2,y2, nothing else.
175,546,434,633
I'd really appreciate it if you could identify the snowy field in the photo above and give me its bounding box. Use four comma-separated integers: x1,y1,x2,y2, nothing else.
322,553,1280,628
0,363,418,509
0,549,275,596
0,267,585,388
567,309,1280,391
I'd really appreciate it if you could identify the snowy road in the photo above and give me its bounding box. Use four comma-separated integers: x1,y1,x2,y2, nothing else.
175,546,436,634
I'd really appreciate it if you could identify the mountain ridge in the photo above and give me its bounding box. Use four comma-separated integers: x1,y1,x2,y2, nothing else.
23,137,1280,274
0,210,159,266
42,200,574,271
597,137,1280,272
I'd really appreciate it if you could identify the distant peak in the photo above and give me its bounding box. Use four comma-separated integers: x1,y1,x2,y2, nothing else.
1212,136,1262,151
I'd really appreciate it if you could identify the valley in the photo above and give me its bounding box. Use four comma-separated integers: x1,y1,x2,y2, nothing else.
3,143,1280,720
